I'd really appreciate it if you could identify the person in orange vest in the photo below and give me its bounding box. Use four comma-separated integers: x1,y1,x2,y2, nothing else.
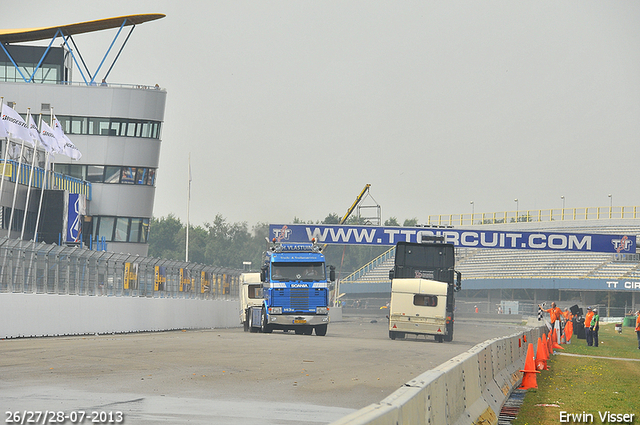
584,306,594,346
635,310,640,350
540,302,563,344
562,308,572,342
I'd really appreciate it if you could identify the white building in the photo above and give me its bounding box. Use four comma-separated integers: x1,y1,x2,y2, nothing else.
0,14,166,255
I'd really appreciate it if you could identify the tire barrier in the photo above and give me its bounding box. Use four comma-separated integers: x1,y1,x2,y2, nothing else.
331,325,547,425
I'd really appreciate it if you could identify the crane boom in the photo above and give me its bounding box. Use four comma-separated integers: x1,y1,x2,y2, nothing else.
340,184,371,224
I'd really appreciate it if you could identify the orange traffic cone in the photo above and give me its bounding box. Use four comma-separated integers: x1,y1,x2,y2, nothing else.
551,329,564,351
536,336,548,370
547,331,553,355
565,321,573,344
523,334,527,343
519,343,540,390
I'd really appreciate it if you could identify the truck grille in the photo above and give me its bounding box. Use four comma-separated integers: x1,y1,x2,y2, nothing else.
290,288,309,310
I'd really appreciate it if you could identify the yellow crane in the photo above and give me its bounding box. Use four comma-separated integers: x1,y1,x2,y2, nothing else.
329,184,371,307
339,184,371,224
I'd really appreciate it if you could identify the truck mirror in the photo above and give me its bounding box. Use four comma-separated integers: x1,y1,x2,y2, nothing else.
389,270,395,280
456,271,462,292
260,267,267,282
329,266,336,282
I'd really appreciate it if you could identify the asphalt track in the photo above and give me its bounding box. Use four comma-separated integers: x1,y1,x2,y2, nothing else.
0,314,527,424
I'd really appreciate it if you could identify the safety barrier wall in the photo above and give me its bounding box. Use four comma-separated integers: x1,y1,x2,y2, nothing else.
0,237,244,338
1,293,240,338
331,325,547,425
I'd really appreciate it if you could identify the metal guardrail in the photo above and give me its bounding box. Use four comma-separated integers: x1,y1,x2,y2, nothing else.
0,237,241,299
341,247,395,283
59,81,164,91
428,206,640,227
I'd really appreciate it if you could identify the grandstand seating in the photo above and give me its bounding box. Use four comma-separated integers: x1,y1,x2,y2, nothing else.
341,220,640,284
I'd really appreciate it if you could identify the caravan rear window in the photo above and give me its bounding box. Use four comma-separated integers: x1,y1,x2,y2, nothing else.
414,294,438,307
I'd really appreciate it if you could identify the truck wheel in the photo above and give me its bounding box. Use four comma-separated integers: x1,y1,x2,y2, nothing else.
315,324,327,336
243,311,249,332
303,326,313,335
261,308,272,333
389,331,397,340
436,335,444,343
295,328,303,335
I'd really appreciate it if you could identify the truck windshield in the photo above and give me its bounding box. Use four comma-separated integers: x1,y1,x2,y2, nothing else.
271,262,325,282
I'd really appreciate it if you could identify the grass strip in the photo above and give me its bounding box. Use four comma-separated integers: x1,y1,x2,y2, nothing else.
513,323,640,425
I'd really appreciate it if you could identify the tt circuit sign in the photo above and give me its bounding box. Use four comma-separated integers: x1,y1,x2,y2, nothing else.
269,224,636,253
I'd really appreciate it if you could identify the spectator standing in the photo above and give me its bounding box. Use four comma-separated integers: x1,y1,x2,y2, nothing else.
541,302,563,344
591,308,600,347
584,307,594,346
635,311,640,350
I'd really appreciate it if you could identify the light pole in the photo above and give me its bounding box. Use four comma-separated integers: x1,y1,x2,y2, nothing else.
608,194,612,218
561,196,565,220
470,201,474,224
514,198,518,222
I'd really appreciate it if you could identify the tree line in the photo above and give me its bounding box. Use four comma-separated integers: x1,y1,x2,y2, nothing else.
147,214,417,278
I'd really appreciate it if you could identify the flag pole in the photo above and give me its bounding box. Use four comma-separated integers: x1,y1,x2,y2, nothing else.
7,107,29,239
0,97,7,222
21,113,41,240
186,153,191,262
34,108,57,243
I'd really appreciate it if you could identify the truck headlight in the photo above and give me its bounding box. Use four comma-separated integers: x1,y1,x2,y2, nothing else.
316,306,328,314
269,306,282,314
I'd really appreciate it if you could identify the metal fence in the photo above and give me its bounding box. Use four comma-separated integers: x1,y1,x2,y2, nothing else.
0,237,242,299
427,206,640,227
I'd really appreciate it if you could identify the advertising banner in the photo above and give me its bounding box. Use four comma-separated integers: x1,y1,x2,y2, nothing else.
124,263,138,290
268,224,636,253
67,193,86,243
154,266,166,291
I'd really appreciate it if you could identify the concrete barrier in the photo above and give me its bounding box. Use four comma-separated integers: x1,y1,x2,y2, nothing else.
331,326,546,425
0,293,240,338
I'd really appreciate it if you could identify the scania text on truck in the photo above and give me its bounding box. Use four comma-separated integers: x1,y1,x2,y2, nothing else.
388,238,461,342
245,239,335,336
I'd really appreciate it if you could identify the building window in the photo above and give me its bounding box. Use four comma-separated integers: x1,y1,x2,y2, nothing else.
54,115,161,139
104,166,121,183
86,165,104,183
96,216,115,241
54,165,157,186
114,217,130,242
92,216,150,243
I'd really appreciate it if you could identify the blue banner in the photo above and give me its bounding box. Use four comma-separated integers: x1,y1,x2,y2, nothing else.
67,193,83,242
269,224,636,253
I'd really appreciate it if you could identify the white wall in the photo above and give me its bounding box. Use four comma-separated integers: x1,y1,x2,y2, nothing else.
0,293,239,338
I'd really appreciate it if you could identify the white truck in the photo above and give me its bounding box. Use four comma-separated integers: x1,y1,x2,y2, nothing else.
388,239,461,342
239,272,264,332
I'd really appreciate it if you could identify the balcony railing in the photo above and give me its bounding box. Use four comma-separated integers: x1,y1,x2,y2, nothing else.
0,159,91,200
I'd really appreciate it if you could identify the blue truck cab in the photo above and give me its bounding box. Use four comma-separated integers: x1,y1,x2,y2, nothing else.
256,239,335,336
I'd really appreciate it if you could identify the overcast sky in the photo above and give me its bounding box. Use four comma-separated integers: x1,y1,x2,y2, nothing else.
4,1,640,229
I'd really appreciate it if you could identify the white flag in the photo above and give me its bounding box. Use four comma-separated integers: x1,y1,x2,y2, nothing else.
52,115,82,160
28,115,43,146
0,112,6,139
40,120,63,153
1,103,33,145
